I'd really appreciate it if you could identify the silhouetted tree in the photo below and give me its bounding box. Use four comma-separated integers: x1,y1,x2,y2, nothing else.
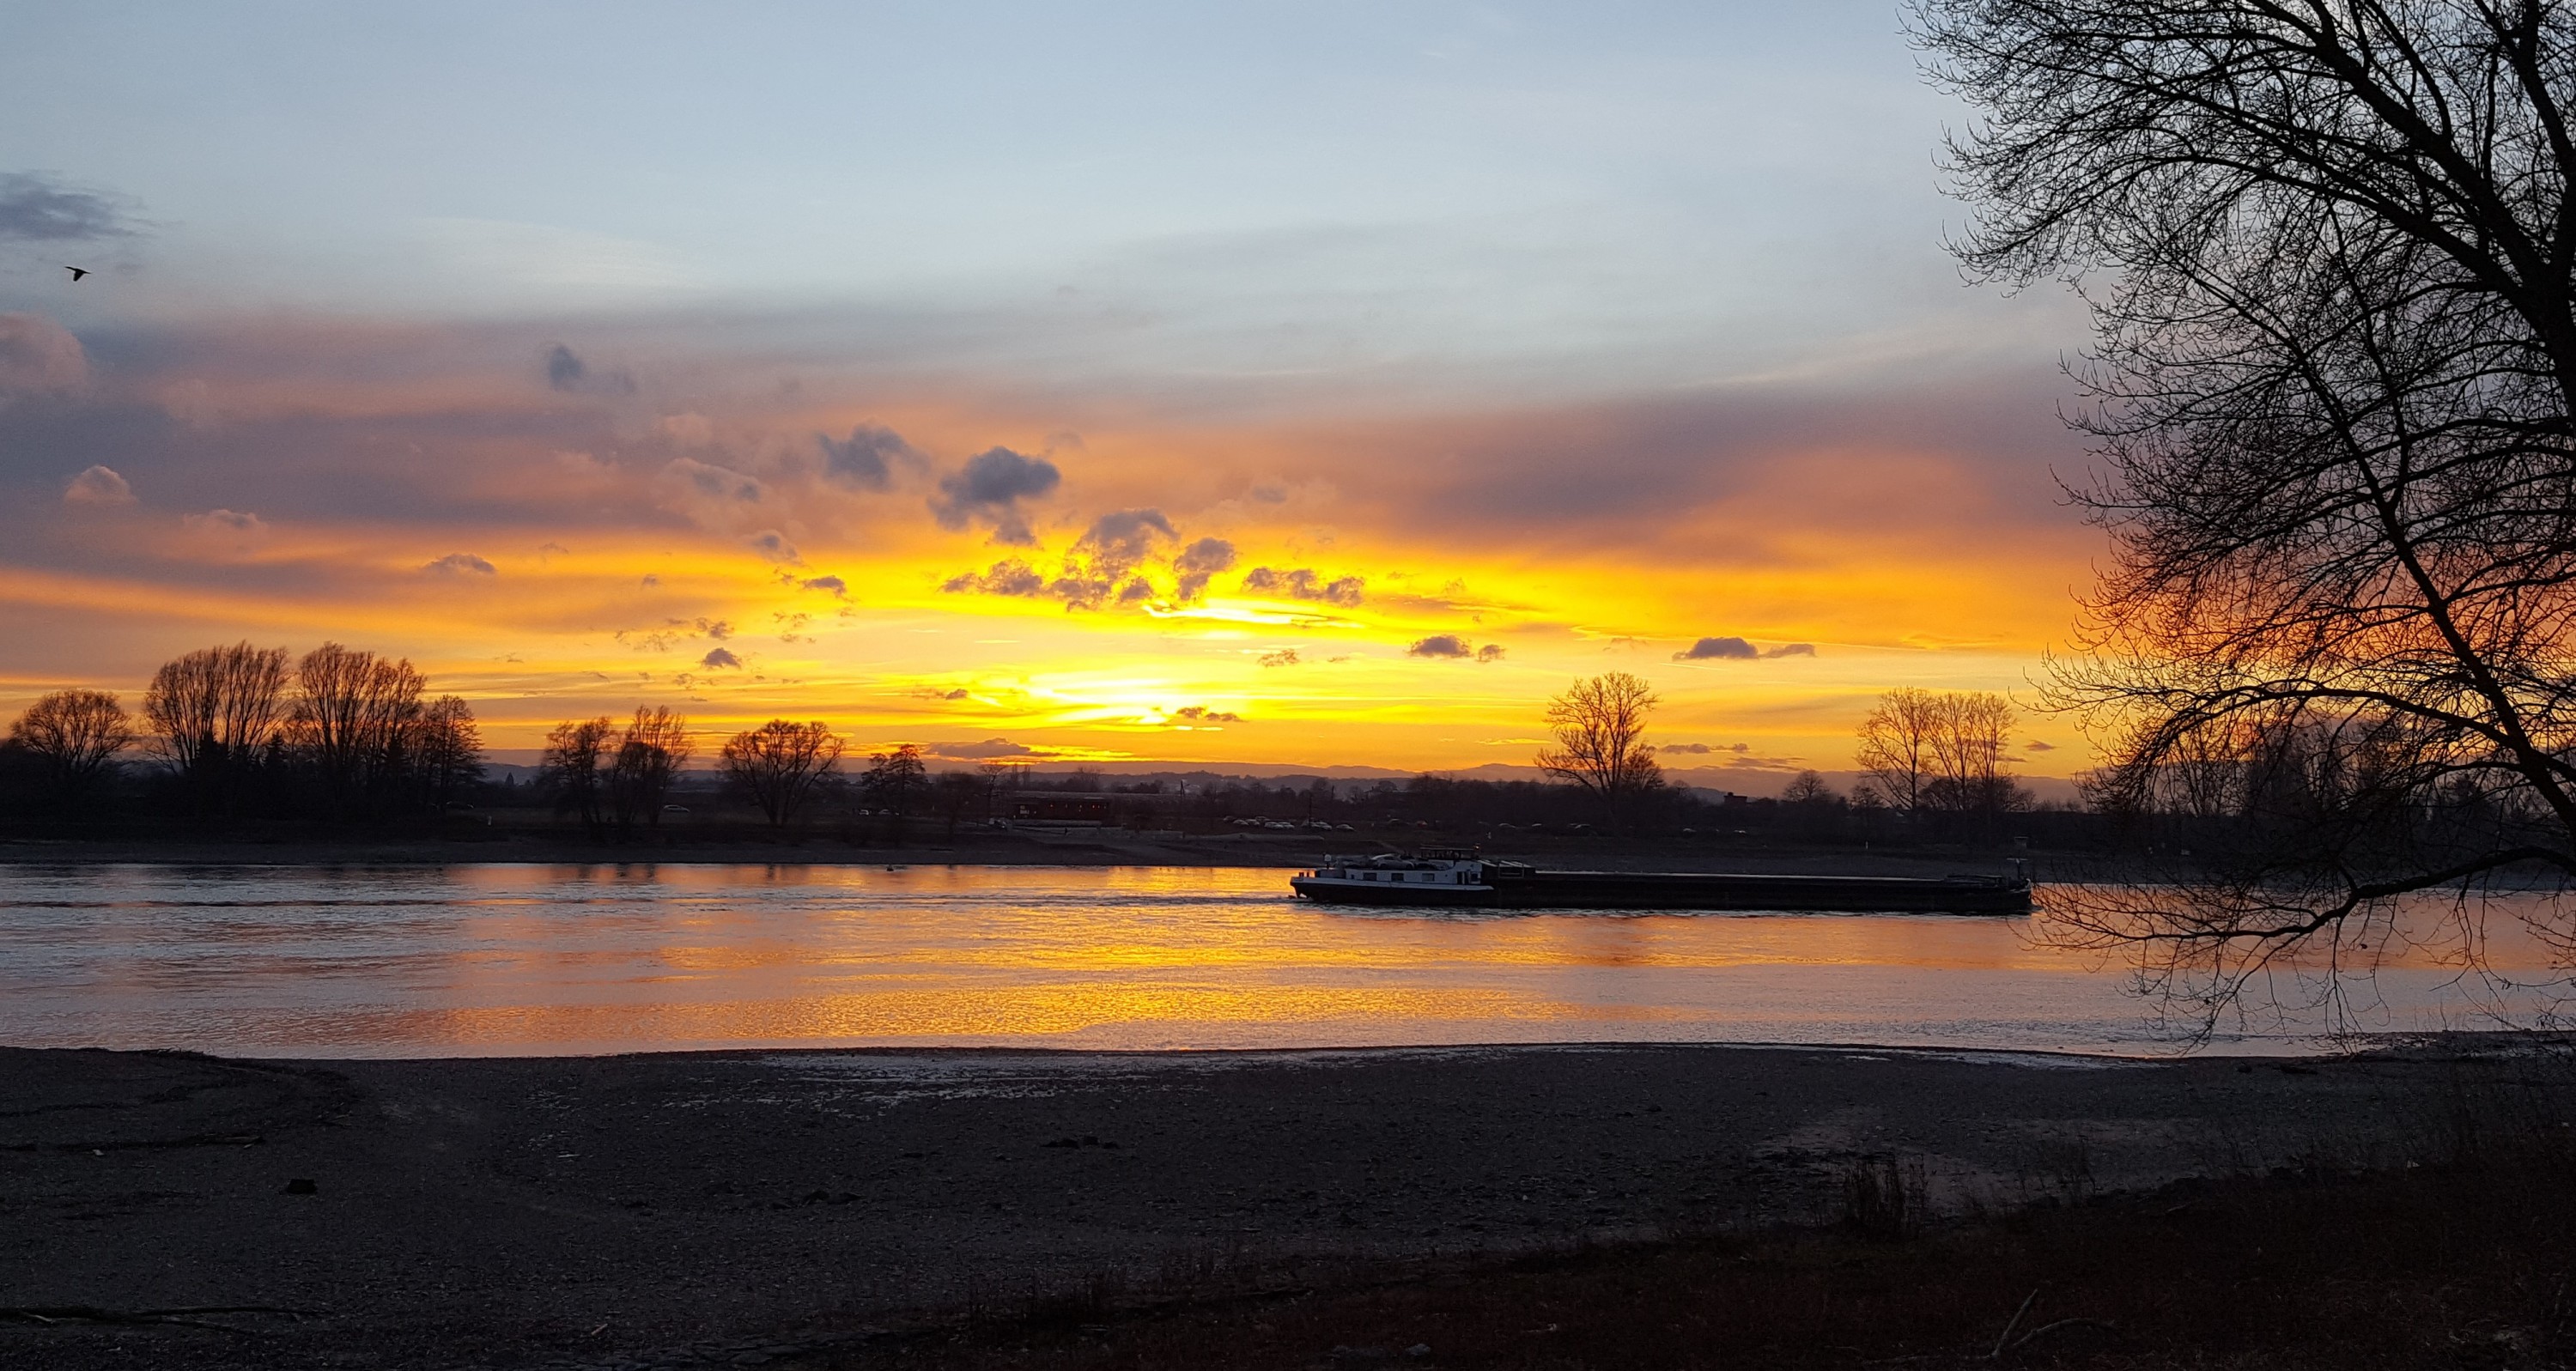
143,642,289,814
1858,689,2030,833
8,689,135,806
541,717,615,829
1856,688,1941,818
414,695,484,808
1919,0,2576,1020
1783,767,1844,809
721,719,843,828
1781,770,1836,806
861,743,930,841
1536,671,1665,829
607,707,691,831
282,643,424,816
1923,692,2032,824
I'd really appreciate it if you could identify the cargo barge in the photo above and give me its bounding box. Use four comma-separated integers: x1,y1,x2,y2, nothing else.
1289,852,2032,914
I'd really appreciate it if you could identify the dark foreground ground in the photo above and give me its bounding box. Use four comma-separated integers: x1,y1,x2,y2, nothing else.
3,1042,2567,1370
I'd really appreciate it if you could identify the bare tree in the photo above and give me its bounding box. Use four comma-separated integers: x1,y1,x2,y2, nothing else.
607,707,691,830
143,643,289,813
720,719,844,828
1858,689,2029,827
1917,0,2576,1020
1856,688,1943,817
1781,770,1838,806
415,696,484,808
1925,692,2031,822
8,689,135,805
283,643,424,815
860,743,930,840
541,717,615,829
1536,671,1665,828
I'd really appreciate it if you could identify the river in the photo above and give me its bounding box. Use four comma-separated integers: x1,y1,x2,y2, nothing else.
0,863,2561,1057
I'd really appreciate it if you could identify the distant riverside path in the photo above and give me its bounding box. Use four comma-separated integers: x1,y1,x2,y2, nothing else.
0,864,2557,1057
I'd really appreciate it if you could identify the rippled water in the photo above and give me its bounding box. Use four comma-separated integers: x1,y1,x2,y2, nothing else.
0,863,2561,1058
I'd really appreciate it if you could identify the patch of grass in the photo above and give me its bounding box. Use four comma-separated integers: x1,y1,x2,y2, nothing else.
1838,1153,1929,1241
817,1146,2576,1370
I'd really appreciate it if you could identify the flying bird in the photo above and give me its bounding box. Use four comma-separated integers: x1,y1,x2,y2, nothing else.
64,266,88,282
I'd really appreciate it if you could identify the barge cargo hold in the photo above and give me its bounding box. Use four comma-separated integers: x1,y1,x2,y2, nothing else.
1289,852,2032,914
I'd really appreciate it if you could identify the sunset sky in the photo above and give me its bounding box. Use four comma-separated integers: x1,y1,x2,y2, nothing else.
0,2,2098,786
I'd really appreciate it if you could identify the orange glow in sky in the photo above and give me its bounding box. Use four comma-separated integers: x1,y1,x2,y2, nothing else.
0,7,2103,792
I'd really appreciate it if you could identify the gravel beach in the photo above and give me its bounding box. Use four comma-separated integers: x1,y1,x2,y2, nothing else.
0,1041,2532,1369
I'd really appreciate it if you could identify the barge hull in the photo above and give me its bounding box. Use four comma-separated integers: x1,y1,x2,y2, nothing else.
1292,871,2031,914
1492,872,2028,913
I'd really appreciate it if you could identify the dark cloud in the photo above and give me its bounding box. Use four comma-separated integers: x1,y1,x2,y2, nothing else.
1078,508,1174,564
422,552,496,576
541,343,635,396
928,737,1041,760
544,344,585,391
1676,636,1757,660
743,530,799,563
2025,740,2056,751
1248,484,1288,504
1408,634,1506,661
1050,509,1175,609
1257,648,1300,667
699,647,741,669
1170,706,1242,724
1172,536,1236,602
1675,636,1814,660
1658,743,1714,755
0,173,137,243
799,574,848,596
931,446,1060,544
941,689,969,701
941,510,1185,610
943,559,1048,598
1240,566,1364,606
62,464,131,506
818,422,926,492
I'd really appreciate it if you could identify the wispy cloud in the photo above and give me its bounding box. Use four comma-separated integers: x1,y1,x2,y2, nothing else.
0,173,137,243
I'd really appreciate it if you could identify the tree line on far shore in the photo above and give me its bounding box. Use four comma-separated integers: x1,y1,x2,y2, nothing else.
0,644,2064,843
1532,670,2039,837
0,640,973,834
2,642,483,819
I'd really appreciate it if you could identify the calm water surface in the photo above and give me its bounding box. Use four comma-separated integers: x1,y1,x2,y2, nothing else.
0,864,2558,1058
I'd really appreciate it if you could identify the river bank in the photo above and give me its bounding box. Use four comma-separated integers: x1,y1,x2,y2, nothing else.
0,827,2069,877
2,1039,2558,1369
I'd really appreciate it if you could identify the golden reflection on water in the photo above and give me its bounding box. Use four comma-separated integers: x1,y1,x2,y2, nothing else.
3,863,2567,1057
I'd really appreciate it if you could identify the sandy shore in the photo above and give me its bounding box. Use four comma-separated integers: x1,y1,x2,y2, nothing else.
0,1040,2535,1370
